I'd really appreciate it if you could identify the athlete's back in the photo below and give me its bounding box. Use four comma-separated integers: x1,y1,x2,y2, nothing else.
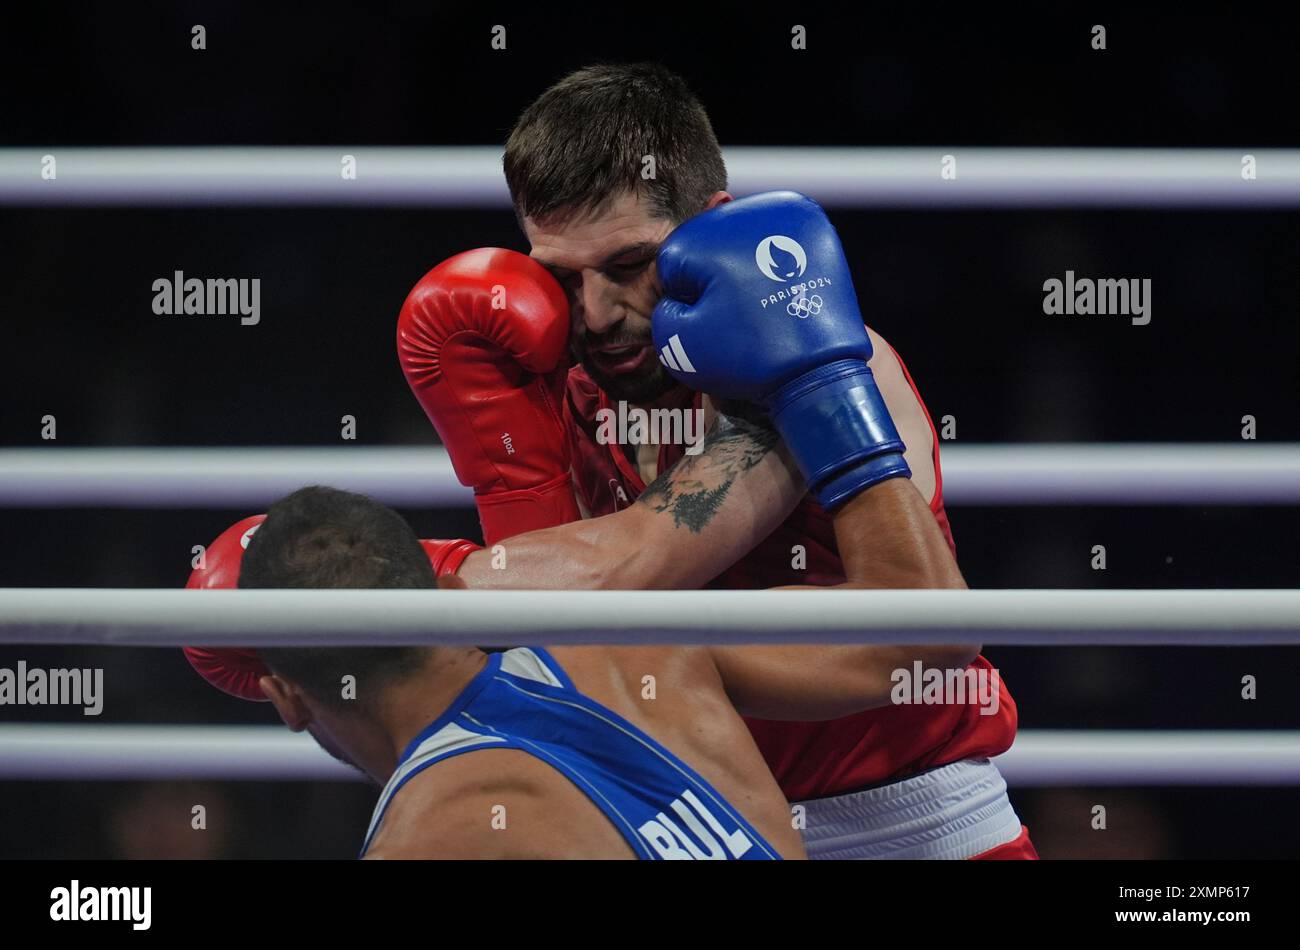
362,646,803,859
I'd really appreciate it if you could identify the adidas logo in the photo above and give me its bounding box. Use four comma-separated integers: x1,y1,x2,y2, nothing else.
658,334,696,374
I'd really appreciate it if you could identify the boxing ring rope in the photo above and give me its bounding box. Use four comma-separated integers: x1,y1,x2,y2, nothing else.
3,147,1298,207
4,444,1300,507
2,588,1299,647
0,447,470,508
1,725,1295,785
4,149,1295,801
4,589,1294,784
3,591,1295,785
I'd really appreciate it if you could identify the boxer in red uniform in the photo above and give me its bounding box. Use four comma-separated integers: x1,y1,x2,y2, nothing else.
392,239,1031,858
184,232,982,857
487,63,1036,859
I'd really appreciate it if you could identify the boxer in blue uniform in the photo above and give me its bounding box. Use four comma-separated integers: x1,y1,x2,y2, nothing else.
237,454,964,860
359,646,776,860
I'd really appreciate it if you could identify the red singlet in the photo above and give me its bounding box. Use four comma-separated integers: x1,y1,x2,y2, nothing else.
562,347,1017,802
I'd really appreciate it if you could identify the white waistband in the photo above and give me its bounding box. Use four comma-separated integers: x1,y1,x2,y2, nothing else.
797,758,1022,860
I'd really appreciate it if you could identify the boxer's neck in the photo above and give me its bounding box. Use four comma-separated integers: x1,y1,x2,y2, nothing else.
345,648,490,783
621,390,718,480
630,381,695,415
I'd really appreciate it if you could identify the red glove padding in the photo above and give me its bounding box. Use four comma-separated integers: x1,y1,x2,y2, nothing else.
183,515,271,701
184,644,272,702
397,247,580,545
183,516,480,702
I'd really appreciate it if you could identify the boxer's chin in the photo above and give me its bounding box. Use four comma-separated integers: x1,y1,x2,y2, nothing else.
308,724,368,779
583,354,677,405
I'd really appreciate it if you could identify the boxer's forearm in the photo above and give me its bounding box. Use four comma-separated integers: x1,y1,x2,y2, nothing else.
833,477,967,591
821,477,977,699
458,413,804,590
709,477,974,720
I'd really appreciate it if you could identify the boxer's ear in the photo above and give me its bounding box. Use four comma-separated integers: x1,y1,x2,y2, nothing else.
436,574,468,591
703,191,733,211
260,675,311,731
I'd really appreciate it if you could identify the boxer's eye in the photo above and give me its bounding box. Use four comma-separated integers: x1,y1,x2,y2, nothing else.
606,258,651,282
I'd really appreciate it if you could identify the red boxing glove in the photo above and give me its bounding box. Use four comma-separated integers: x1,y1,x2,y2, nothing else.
184,517,480,702
184,515,272,701
398,248,581,545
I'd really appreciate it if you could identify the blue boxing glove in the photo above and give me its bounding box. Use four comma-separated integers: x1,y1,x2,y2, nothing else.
652,191,910,510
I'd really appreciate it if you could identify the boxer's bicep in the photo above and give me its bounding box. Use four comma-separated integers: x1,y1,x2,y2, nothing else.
636,411,783,532
461,413,802,590
619,412,804,587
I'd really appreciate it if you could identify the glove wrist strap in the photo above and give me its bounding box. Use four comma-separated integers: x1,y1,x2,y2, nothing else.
765,359,911,511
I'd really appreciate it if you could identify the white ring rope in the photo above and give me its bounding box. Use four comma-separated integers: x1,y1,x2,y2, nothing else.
3,444,1298,508
1,588,1299,647
999,731,1300,786
0,725,1294,785
0,447,471,508
2,147,1298,207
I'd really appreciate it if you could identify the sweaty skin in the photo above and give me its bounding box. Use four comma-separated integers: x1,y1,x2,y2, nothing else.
363,644,807,859
336,197,961,858
456,412,801,591
262,195,967,859
357,469,971,859
260,413,972,859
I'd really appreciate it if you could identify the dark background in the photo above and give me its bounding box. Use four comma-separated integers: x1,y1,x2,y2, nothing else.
1,4,1297,859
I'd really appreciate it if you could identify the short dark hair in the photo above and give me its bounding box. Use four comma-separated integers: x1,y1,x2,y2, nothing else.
238,486,435,713
504,62,727,226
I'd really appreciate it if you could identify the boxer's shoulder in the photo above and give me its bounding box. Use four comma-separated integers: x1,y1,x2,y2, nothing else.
368,746,630,859
551,645,721,711
550,646,750,764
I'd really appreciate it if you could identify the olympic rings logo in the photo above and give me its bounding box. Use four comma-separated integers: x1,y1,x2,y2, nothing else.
786,295,823,319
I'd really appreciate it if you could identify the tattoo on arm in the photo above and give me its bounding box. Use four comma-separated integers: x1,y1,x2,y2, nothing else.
636,412,779,533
